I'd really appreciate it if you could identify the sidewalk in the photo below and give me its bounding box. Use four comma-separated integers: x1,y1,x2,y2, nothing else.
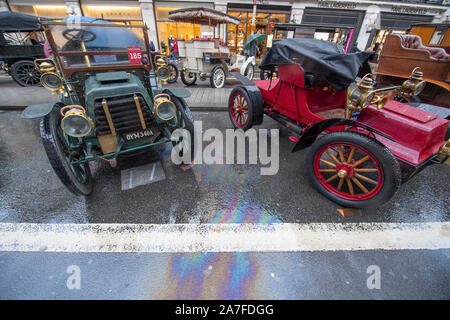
0,72,238,111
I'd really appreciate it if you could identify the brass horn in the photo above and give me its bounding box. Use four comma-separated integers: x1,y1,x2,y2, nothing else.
370,93,388,110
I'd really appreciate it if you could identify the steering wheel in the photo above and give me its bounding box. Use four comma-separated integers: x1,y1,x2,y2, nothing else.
62,29,96,43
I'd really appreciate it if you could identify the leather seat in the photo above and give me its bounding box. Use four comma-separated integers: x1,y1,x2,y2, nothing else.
399,35,450,61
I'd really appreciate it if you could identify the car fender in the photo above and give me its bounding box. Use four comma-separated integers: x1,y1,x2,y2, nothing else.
163,87,191,99
21,102,65,119
292,118,396,152
239,56,255,75
231,72,264,125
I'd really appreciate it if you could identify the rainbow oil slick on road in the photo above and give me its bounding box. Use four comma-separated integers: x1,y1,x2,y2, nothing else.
156,164,281,299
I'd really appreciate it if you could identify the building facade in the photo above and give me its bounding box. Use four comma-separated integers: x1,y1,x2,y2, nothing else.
1,0,449,52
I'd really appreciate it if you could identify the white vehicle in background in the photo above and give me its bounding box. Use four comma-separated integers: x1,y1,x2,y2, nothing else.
168,7,260,88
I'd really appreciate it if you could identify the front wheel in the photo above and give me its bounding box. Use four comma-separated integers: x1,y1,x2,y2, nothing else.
41,111,93,196
181,71,197,86
210,65,226,88
307,131,401,208
171,97,195,164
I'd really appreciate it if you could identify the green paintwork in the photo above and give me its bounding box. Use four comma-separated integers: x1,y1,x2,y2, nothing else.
95,71,130,82
85,71,154,117
83,71,157,139
21,102,61,119
22,67,186,164
71,138,171,165
165,88,191,98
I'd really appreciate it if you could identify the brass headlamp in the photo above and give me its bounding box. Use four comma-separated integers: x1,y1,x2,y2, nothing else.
154,55,169,85
153,94,177,121
34,58,65,94
400,67,426,98
346,74,376,119
436,139,450,164
60,105,93,138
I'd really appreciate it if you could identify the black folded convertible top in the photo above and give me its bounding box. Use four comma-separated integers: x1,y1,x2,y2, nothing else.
0,11,51,32
260,38,373,91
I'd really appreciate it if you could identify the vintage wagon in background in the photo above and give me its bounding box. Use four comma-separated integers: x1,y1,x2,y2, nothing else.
168,7,255,88
228,38,450,208
0,11,50,86
21,18,194,196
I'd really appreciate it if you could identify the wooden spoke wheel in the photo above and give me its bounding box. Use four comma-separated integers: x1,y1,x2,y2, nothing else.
228,87,254,130
307,131,401,208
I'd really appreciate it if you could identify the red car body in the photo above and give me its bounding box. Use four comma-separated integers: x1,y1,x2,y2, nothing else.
254,64,449,167
229,62,450,208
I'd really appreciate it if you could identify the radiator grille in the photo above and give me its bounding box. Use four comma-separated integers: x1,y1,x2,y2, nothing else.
94,95,155,136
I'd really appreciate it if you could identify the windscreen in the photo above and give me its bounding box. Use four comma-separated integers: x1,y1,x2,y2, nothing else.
47,23,147,69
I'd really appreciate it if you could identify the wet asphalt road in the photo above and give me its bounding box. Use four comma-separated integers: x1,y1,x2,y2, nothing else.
0,110,449,300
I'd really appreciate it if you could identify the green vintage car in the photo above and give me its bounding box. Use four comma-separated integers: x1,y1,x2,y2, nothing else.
21,21,194,196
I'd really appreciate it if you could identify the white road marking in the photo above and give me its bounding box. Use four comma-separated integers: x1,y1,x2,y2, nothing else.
128,170,133,190
149,163,156,181
0,222,449,253
121,162,165,190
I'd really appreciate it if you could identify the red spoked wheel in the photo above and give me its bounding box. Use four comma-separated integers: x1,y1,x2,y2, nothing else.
228,87,254,130
307,131,401,208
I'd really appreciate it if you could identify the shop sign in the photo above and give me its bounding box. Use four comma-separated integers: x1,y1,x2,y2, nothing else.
127,46,142,65
391,6,429,14
318,1,357,9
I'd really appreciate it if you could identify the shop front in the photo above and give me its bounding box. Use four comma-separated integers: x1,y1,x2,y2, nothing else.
273,23,354,52
7,0,69,19
154,1,214,54
301,7,365,53
80,0,143,25
226,3,291,56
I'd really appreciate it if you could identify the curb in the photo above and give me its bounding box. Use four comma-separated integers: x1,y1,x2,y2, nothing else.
0,106,228,112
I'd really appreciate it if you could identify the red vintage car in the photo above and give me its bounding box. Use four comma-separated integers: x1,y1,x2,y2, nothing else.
228,38,450,208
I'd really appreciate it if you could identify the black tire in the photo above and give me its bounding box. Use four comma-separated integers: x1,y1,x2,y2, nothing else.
228,86,254,131
11,60,41,86
41,111,93,196
210,65,226,88
244,64,254,80
167,63,179,83
171,96,195,164
181,71,197,86
307,131,401,208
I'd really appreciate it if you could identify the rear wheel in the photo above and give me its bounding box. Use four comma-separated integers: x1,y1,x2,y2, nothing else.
181,71,197,86
307,131,401,208
41,111,93,196
210,65,226,88
228,87,254,130
11,60,41,86
167,63,179,83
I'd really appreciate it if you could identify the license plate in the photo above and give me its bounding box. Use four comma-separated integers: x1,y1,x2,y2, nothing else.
123,129,153,141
